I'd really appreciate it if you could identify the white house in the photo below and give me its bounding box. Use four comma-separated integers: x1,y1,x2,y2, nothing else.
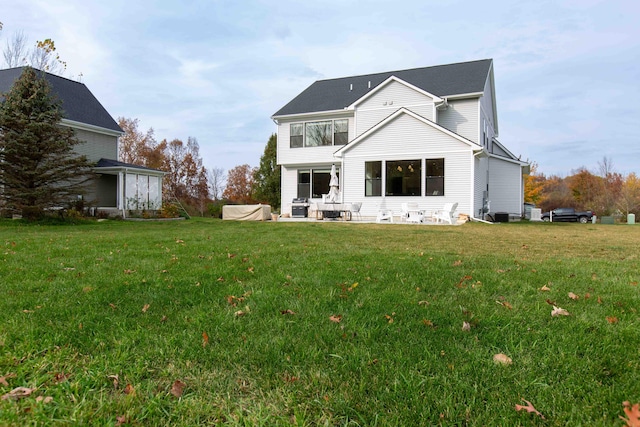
271,59,529,220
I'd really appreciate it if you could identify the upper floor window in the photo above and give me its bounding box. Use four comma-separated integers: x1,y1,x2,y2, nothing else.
306,121,332,147
290,124,303,148
426,158,444,196
289,119,349,148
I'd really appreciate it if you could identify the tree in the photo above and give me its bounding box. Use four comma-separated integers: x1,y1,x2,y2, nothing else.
223,164,257,204
523,162,544,205
0,67,93,219
617,173,640,216
117,117,162,167
3,30,28,68
208,167,225,200
29,39,66,74
253,133,280,209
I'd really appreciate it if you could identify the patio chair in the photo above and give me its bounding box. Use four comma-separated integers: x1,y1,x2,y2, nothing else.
350,202,362,221
406,202,424,223
376,209,393,223
433,202,458,224
400,203,409,222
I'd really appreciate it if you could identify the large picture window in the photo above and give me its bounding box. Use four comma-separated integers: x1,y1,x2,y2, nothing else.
305,121,332,147
426,158,444,196
289,119,349,148
385,160,421,196
365,161,382,196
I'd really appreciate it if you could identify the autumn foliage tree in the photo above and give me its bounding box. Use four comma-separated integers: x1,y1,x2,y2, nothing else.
223,164,257,204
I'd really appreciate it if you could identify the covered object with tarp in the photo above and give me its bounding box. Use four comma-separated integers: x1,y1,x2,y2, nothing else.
222,205,271,221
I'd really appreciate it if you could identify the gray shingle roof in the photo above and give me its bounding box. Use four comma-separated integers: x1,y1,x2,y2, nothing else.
273,59,493,117
0,67,123,133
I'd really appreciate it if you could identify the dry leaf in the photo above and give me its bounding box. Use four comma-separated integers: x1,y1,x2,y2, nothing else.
175,239,184,243
540,285,551,291
170,379,186,398
109,303,117,310
568,292,580,300
496,300,513,310
598,296,603,304
329,315,342,323
620,401,640,427
606,316,619,324
115,415,128,426
515,399,545,419
108,374,119,389
161,315,168,322
1,386,35,401
418,300,430,306
247,267,254,273
234,310,246,317
384,314,394,324
551,306,570,317
0,373,16,387
493,353,512,365
422,319,434,327
280,309,296,315
123,269,136,274
123,384,135,396
82,286,94,293
54,372,70,383
35,396,53,404
462,321,471,331
453,260,462,266
142,304,150,313
202,331,209,347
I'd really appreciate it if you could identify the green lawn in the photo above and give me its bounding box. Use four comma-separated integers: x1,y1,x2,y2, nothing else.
1,218,639,426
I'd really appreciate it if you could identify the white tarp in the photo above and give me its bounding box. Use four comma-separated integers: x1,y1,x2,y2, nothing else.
223,205,271,221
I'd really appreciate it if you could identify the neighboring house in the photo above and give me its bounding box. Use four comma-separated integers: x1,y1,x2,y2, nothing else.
0,67,164,215
272,59,529,220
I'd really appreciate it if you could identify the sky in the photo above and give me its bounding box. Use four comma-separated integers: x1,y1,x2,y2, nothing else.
2,0,639,177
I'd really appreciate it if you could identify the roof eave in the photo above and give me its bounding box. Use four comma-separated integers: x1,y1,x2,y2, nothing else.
62,118,124,137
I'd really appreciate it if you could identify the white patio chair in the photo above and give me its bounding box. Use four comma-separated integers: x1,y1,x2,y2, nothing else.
350,202,362,221
376,209,393,223
433,202,458,224
400,203,409,222
406,202,424,223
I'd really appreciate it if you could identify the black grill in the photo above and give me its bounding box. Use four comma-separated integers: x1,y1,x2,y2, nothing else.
291,198,309,217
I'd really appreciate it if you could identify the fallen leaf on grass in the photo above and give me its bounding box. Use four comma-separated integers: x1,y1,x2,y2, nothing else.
123,384,135,396
35,396,53,404
108,374,119,389
515,399,545,419
175,239,184,244
453,260,463,266
462,321,471,331
496,300,513,310
115,415,128,426
493,353,512,365
109,303,117,310
422,319,435,328
418,300,430,306
234,309,247,317
123,269,136,274
142,304,150,313
1,386,35,401
170,380,186,398
384,314,394,324
607,316,619,324
82,286,94,293
54,372,70,383
280,309,296,315
551,306,570,317
0,373,16,386
329,315,342,323
621,401,640,427
568,292,580,300
539,284,551,291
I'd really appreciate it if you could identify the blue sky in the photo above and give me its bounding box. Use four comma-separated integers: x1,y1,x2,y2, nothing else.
2,0,639,177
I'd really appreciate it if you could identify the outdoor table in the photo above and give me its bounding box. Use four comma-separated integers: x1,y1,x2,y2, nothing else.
317,203,352,221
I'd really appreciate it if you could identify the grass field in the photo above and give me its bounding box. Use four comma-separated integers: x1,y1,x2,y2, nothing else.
1,218,639,426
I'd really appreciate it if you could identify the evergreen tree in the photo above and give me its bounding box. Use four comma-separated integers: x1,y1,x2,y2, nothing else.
0,67,93,219
253,133,280,209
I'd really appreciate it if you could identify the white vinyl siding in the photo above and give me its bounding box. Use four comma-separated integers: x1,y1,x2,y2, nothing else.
437,99,480,143
340,113,474,218
474,156,489,218
355,80,435,137
488,157,523,215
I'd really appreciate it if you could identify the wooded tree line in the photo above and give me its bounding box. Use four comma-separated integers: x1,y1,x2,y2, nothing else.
118,119,281,216
524,158,640,216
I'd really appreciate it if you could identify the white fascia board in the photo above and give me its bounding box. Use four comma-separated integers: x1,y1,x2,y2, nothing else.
487,152,529,166
346,76,444,110
334,107,482,158
61,118,124,137
271,109,352,123
486,62,499,136
444,92,484,100
94,166,167,176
